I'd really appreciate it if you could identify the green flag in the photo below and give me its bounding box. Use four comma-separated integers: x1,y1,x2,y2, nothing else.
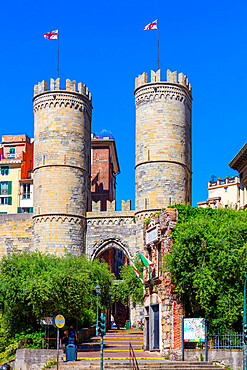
138,252,154,268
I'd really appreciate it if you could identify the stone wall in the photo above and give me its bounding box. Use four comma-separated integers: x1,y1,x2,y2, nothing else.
184,349,242,370
15,348,63,370
0,214,33,258
86,200,136,260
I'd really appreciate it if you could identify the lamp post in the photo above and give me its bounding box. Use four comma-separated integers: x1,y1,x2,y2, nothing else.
96,284,100,336
109,288,112,329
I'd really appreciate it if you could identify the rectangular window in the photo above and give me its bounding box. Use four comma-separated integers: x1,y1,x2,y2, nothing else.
1,166,9,175
224,187,228,192
9,148,15,153
0,182,8,195
157,244,162,277
22,208,30,213
22,184,31,199
0,197,8,205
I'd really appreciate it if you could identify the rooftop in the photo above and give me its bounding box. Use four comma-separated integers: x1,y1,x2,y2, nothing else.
229,142,247,172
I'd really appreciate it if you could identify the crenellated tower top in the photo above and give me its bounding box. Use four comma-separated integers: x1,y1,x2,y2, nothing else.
135,69,192,94
33,78,92,102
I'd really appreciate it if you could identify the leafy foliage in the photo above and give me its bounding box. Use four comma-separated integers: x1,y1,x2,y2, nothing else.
166,204,247,333
0,252,114,352
113,258,144,307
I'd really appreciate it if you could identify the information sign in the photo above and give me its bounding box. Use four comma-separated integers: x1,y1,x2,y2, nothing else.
52,314,65,329
184,318,205,342
40,317,53,326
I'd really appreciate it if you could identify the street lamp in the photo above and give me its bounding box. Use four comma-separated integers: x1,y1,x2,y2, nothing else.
96,284,100,336
109,288,112,329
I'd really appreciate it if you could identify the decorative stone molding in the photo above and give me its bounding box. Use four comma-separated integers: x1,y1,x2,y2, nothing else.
91,236,133,261
33,164,90,179
135,83,192,110
32,214,85,224
134,209,161,222
87,216,134,226
33,92,92,119
134,160,192,174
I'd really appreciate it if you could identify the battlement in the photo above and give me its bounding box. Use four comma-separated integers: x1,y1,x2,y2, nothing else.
34,78,92,101
87,200,134,217
135,69,192,93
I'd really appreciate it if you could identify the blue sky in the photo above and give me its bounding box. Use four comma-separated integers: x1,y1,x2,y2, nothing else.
0,0,246,209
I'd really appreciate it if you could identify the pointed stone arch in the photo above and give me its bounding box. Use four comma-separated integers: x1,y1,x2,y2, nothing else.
91,237,133,262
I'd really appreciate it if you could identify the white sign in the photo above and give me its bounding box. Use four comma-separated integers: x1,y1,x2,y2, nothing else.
146,226,159,245
40,317,53,325
184,318,205,342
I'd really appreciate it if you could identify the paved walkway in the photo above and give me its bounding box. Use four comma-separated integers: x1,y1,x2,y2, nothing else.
74,329,164,361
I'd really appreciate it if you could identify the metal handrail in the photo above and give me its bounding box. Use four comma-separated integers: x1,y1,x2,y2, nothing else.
129,342,139,370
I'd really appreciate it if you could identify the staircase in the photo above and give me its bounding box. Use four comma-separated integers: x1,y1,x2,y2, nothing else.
50,329,220,369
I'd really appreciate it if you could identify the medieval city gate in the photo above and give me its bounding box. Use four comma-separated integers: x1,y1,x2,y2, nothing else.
91,238,132,327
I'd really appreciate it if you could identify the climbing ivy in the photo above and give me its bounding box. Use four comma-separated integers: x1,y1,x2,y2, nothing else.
166,204,247,333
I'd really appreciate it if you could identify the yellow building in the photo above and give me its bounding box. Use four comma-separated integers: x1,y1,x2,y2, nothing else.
197,175,240,209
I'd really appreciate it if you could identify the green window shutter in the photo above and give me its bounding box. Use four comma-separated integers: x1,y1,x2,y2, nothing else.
30,207,33,213
8,197,12,205
17,207,22,213
7,181,12,195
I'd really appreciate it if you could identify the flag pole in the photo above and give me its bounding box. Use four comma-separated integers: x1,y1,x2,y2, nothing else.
146,266,159,295
57,30,59,79
157,19,159,70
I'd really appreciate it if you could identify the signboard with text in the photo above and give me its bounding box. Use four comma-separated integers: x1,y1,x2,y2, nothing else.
184,318,205,342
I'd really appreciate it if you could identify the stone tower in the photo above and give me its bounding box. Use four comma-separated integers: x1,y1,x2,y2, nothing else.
32,78,92,255
134,69,192,249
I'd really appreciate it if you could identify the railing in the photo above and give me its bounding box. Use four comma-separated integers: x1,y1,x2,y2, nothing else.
208,333,243,349
18,336,58,349
129,342,139,370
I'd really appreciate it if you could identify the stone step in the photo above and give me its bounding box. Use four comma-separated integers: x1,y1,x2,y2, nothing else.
51,361,220,370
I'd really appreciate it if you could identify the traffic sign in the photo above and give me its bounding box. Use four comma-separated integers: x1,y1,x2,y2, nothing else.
52,314,65,328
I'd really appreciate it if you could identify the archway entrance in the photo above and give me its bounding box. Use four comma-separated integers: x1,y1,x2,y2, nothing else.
92,240,131,328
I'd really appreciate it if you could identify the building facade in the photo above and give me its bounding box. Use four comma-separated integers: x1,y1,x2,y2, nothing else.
0,134,33,214
143,209,184,359
197,175,240,209
229,142,247,209
91,132,120,211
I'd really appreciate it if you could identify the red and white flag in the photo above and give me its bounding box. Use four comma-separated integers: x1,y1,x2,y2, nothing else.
144,19,158,30
44,30,58,40
131,262,144,285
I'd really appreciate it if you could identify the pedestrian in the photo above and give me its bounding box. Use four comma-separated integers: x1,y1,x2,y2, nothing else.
68,325,76,345
61,330,68,351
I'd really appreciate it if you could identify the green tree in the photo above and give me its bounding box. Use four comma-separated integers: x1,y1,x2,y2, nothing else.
0,251,114,350
113,258,144,307
166,204,247,333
